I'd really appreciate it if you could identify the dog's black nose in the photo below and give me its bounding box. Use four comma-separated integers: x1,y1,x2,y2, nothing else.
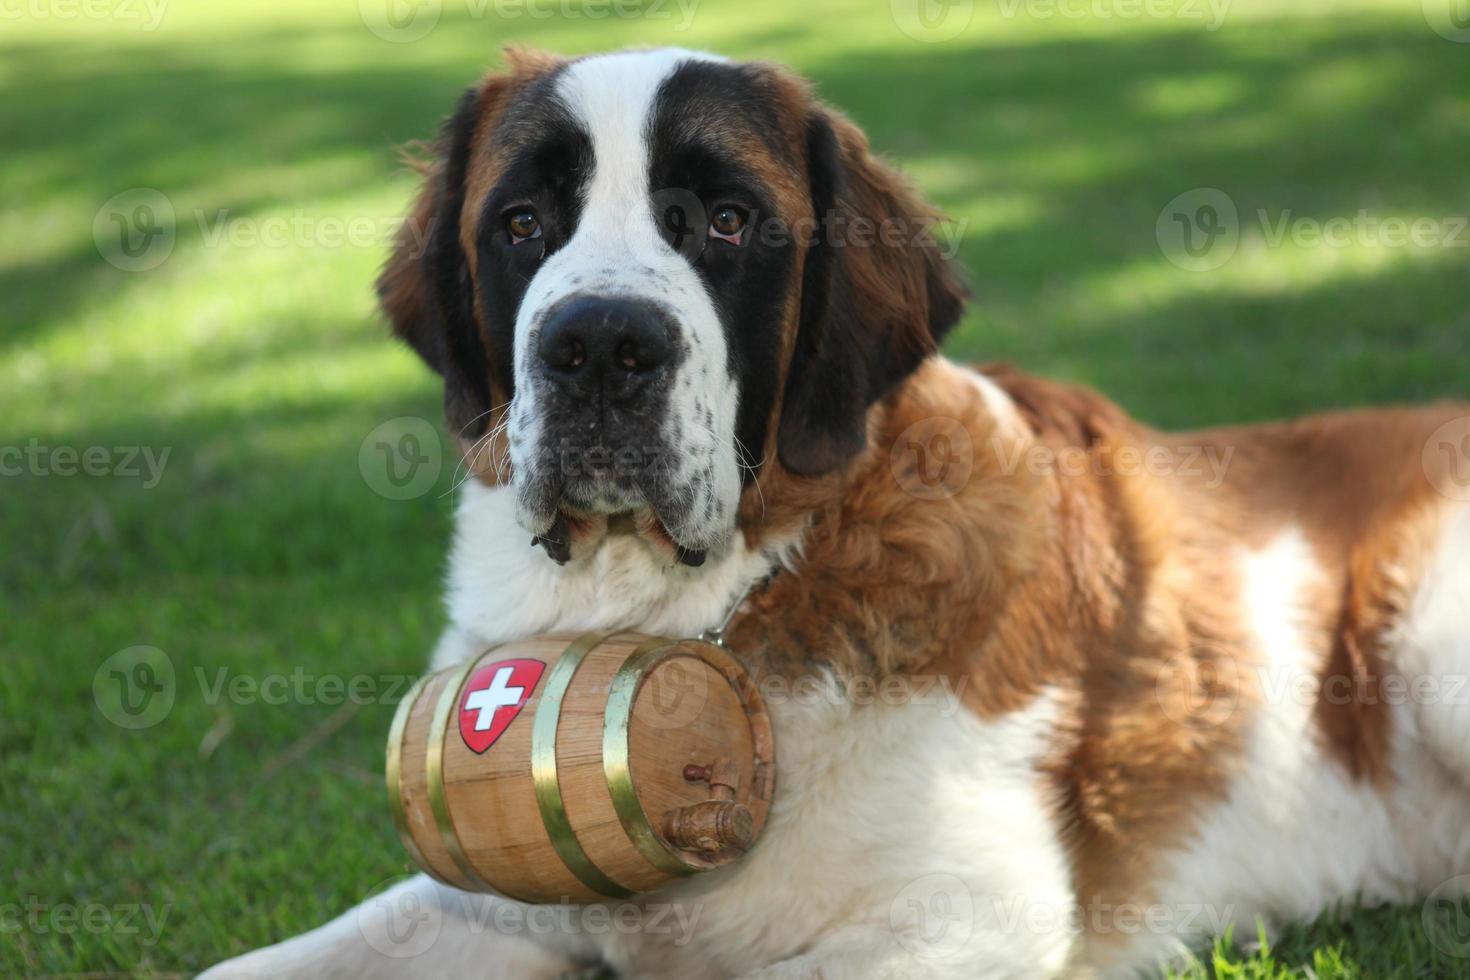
537,297,675,401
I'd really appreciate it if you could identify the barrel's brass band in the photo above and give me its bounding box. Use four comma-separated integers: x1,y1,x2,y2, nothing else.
604,639,776,876
603,639,704,878
426,651,502,893
531,632,637,900
385,674,453,887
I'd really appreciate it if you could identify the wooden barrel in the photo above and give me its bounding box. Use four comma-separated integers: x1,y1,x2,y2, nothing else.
387,632,776,903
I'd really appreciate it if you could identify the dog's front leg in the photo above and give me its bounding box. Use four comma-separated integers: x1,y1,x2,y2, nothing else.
200,874,601,979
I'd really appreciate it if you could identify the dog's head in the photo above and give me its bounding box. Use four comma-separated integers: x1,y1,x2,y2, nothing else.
381,47,966,565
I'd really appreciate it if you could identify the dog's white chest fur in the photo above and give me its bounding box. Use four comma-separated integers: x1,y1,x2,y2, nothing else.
601,689,1076,979
436,482,1077,979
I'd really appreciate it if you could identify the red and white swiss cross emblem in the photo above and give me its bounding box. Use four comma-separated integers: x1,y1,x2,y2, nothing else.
457,659,545,754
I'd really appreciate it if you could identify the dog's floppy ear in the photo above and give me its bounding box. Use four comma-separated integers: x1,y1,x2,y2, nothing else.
378,86,494,440
378,49,560,440
777,107,969,476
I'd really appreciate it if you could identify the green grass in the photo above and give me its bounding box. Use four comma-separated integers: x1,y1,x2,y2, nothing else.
4,0,1469,975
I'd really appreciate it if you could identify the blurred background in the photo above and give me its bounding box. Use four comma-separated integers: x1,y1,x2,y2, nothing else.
4,0,1468,975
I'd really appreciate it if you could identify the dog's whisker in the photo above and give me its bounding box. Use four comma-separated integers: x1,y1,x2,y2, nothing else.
442,421,506,499
732,433,769,519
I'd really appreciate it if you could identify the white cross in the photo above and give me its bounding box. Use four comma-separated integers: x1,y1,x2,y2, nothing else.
464,667,526,731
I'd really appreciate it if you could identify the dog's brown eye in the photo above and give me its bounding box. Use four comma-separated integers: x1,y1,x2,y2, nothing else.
709,205,746,244
506,209,542,244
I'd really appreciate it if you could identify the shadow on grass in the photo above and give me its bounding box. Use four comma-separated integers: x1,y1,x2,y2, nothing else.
6,9,1469,390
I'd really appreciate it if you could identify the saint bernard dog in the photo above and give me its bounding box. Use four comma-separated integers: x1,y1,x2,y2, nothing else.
206,47,1470,979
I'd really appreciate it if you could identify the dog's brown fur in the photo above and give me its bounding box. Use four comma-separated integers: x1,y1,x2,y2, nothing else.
727,354,1466,937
